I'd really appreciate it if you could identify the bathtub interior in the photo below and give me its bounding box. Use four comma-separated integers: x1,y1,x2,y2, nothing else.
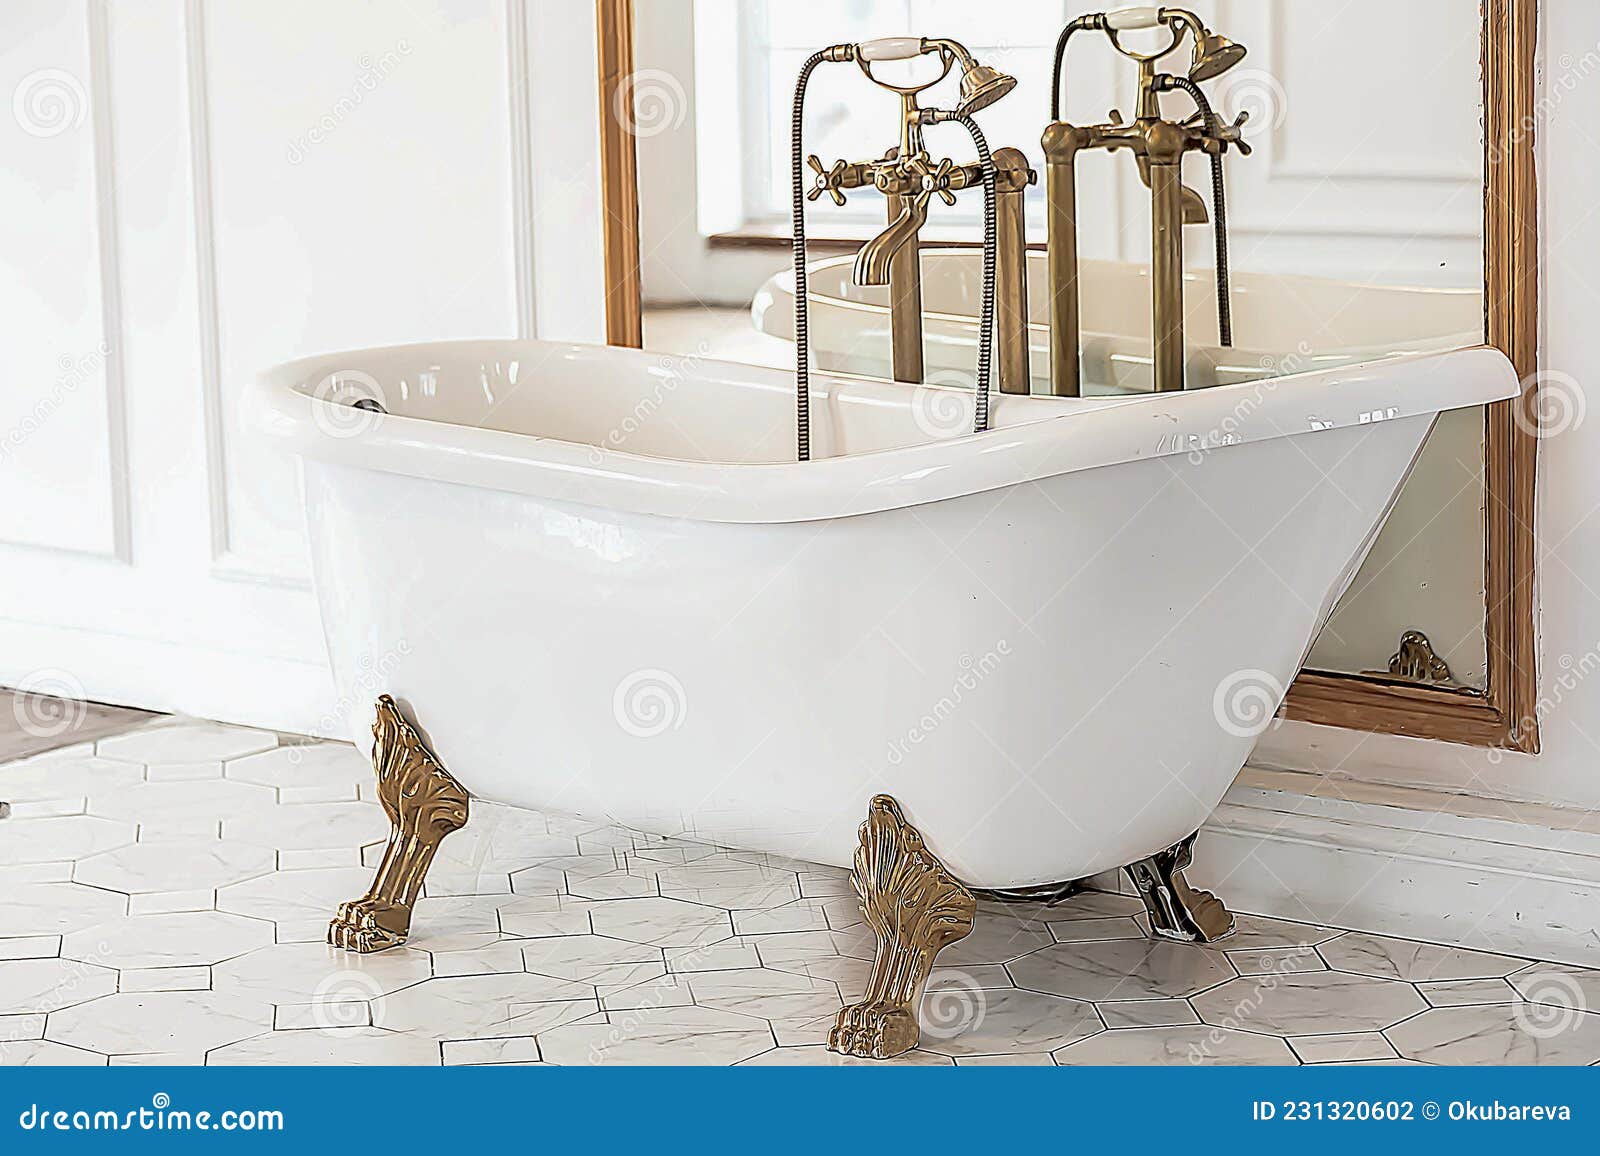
770,251,1482,390
291,341,1126,464
832,252,1480,349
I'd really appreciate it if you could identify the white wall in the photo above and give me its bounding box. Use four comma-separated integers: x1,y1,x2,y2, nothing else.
1259,0,1600,814
0,0,605,734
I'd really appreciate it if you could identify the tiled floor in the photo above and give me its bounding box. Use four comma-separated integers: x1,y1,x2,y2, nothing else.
4,711,1600,1066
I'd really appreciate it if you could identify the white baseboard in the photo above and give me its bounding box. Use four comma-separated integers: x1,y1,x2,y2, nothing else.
1174,769,1600,969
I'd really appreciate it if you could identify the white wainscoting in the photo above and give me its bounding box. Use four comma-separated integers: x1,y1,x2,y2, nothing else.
0,0,605,732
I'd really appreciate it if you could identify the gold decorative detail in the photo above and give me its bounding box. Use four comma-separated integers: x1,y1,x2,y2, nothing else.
1124,832,1234,943
329,695,469,953
827,795,976,1059
1387,630,1454,685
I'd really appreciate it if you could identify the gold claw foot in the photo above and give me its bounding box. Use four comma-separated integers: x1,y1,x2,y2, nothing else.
328,695,469,954
825,795,976,1060
328,899,409,953
1123,831,1234,943
828,1002,919,1059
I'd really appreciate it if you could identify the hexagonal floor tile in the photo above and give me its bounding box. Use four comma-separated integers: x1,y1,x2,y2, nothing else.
1508,962,1600,1012
223,743,371,790
588,897,733,948
520,935,665,988
74,840,275,895
0,751,143,803
402,894,564,952
1,1040,107,1065
1194,969,1427,1036
5,815,136,865
495,894,599,942
687,967,842,1022
218,867,373,940
940,913,1056,967
916,987,1101,1058
210,1026,441,1066
48,991,273,1055
97,721,277,764
538,1004,773,1066
565,870,658,901
1009,937,1235,1002
1056,1025,1297,1065
1319,931,1528,982
213,941,432,1006
223,800,389,852
64,911,273,969
0,882,126,938
1203,914,1344,953
1387,1003,1600,1065
1047,917,1147,944
654,860,801,908
403,805,580,896
0,958,117,1014
373,973,598,1041
87,780,275,828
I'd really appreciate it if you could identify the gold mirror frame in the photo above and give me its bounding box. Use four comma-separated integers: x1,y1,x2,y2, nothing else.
594,0,1540,752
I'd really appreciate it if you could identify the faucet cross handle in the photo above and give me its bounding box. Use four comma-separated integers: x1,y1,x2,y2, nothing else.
806,155,851,206
908,156,958,206
1220,110,1252,155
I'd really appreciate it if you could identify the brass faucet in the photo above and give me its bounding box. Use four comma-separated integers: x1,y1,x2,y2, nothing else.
804,38,1036,394
1044,7,1250,396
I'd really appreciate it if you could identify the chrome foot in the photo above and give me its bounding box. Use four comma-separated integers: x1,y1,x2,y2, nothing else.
1123,831,1234,943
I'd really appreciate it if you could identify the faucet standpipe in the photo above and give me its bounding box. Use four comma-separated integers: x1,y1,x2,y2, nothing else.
1043,7,1250,397
789,36,1031,458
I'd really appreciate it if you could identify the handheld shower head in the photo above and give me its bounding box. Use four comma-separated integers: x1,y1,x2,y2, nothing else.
1188,30,1246,81
914,39,1017,115
957,61,1017,114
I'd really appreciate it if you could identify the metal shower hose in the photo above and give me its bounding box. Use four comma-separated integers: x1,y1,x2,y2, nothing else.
790,58,1001,462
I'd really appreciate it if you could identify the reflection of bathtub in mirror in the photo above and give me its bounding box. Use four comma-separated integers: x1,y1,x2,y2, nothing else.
752,248,1490,687
752,249,1482,394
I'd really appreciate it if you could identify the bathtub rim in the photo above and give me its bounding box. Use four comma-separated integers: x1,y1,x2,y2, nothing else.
248,338,1518,526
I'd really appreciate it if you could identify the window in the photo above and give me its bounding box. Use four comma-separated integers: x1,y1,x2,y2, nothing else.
697,1,1072,239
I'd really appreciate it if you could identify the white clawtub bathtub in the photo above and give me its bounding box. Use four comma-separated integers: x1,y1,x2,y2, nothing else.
250,338,1515,888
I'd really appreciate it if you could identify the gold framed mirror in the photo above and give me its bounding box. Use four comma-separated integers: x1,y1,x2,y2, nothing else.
595,0,1539,752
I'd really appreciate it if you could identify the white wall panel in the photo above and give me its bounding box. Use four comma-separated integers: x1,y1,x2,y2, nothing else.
0,0,127,557
197,0,519,580
0,0,605,731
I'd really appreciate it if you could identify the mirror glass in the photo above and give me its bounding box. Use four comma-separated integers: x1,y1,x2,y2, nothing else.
631,0,1488,689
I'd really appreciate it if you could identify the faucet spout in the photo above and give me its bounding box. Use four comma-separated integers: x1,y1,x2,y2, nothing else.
853,194,930,286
